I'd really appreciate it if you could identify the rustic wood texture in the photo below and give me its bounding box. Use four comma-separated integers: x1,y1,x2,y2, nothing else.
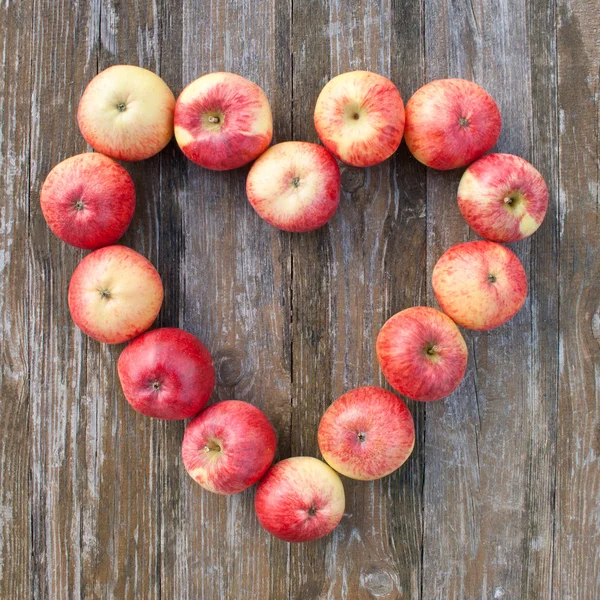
0,0,597,599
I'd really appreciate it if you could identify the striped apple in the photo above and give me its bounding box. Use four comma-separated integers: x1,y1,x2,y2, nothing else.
458,153,549,242
174,72,273,170
314,70,405,167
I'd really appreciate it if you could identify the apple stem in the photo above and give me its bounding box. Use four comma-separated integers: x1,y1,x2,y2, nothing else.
208,115,220,124
504,196,513,205
308,505,317,517
74,200,84,211
99,288,111,300
291,176,300,188
203,440,222,453
116,102,127,112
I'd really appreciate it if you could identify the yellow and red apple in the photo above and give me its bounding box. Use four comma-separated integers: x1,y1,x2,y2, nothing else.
255,457,345,543
314,70,405,167
41,153,135,249
182,400,277,495
432,241,528,330
68,245,164,344
78,65,175,162
174,72,273,170
318,386,415,480
404,79,502,170
377,306,468,402
117,328,215,420
458,153,549,242
246,141,340,232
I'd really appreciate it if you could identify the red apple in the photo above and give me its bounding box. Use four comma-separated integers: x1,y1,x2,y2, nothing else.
376,306,468,402
458,153,549,242
314,70,405,167
174,72,273,170
68,245,163,344
117,328,215,420
255,457,345,542
40,153,135,249
78,65,175,162
318,386,415,480
246,141,340,232
432,241,528,330
182,400,277,495
404,79,502,170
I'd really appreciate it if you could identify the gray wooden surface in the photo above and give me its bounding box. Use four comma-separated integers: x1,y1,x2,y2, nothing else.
0,0,598,598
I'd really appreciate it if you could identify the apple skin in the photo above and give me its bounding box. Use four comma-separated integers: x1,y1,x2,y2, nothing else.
246,141,341,232
457,153,549,242
432,240,528,330
78,65,175,162
254,457,345,543
117,328,215,420
404,79,502,170
376,307,468,402
40,153,135,249
68,245,164,344
317,386,415,480
314,70,405,167
182,400,277,495
174,72,273,170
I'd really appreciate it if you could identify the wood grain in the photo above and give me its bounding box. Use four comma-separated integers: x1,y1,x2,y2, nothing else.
421,1,559,598
0,0,598,598
0,0,32,598
290,1,426,598
554,1,600,598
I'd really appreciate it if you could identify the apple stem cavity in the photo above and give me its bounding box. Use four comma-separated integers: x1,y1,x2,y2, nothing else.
357,431,367,442
98,288,111,300
458,116,469,127
308,505,317,517
203,440,222,454
488,273,497,284
116,102,127,112
73,200,85,211
291,176,300,188
152,380,161,392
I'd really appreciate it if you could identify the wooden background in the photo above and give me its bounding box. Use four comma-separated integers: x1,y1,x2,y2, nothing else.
1,0,598,598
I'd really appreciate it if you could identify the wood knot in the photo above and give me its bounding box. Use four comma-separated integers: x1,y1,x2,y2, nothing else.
360,565,396,597
213,348,245,386
341,167,365,193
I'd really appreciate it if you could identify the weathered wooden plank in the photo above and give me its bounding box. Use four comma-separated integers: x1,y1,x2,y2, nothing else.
157,1,293,599
0,0,33,598
421,1,558,598
78,1,164,598
28,1,100,598
28,1,163,597
290,1,426,598
554,1,600,598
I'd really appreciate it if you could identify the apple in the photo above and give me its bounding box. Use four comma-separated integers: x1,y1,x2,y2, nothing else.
68,245,164,344
78,65,175,162
457,153,549,242
254,457,345,542
117,328,215,420
182,400,277,495
314,70,405,167
432,240,528,330
174,72,273,170
318,386,415,480
376,306,468,402
246,141,340,232
40,153,135,249
404,79,502,170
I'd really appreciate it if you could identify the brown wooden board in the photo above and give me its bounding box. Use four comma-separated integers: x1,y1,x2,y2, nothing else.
0,0,598,598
